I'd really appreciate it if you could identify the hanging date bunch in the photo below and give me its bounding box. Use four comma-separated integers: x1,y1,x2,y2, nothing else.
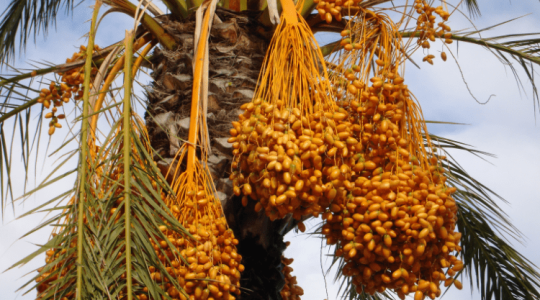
146,2,244,298
38,45,101,135
155,146,244,300
230,0,367,221
413,0,453,64
320,9,464,299
280,243,304,300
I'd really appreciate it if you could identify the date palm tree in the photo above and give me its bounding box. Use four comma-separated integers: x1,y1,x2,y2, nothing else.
1,0,540,299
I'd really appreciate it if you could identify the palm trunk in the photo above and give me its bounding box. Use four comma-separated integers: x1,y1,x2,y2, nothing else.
145,9,296,299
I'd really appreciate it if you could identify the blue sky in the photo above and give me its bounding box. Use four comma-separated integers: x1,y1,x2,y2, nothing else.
1,0,539,299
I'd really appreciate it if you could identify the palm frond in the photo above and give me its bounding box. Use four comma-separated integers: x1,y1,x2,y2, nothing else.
0,39,125,88
9,95,192,300
434,134,540,300
4,4,188,296
122,29,135,298
463,0,481,18
0,72,45,214
0,0,81,64
10,116,192,299
0,29,153,215
316,13,540,111
400,21,540,112
456,202,540,300
75,4,99,295
101,0,178,50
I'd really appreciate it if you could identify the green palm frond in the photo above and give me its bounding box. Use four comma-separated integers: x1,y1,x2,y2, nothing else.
0,72,45,214
400,19,540,110
0,0,82,64
0,39,125,89
123,29,135,300
8,81,193,299
0,27,153,214
76,6,98,295
10,115,192,299
463,0,481,17
4,5,189,297
0,66,71,212
434,134,540,300
430,136,512,233
456,203,540,300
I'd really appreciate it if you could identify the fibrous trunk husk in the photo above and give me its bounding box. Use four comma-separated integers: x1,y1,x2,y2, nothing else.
145,9,297,299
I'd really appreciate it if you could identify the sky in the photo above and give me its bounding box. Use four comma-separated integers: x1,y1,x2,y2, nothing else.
1,0,539,299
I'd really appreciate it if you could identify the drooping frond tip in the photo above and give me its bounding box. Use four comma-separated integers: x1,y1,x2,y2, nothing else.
0,0,77,64
463,0,481,17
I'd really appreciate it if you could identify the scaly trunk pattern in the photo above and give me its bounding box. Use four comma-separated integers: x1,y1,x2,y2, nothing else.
145,9,297,299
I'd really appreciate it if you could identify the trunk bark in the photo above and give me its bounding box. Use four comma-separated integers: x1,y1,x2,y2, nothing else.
145,9,297,299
